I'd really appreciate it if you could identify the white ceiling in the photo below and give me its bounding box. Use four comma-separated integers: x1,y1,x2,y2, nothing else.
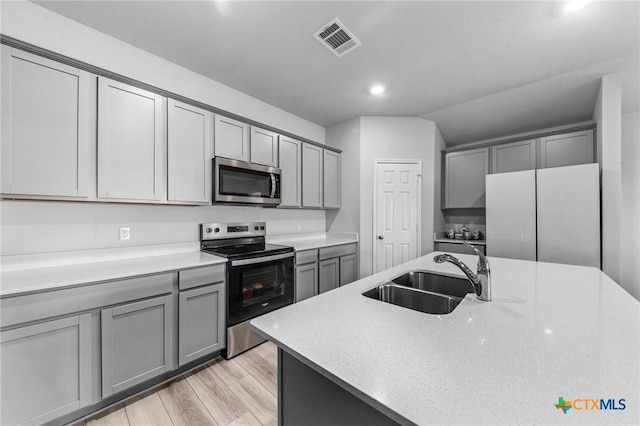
33,0,640,145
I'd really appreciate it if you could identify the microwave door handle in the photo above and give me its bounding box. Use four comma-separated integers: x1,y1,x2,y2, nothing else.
270,173,276,198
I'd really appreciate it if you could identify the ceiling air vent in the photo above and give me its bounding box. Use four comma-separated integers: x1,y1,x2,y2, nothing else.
313,18,361,57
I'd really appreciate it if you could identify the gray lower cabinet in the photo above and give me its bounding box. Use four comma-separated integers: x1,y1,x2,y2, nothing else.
0,313,91,426
435,241,486,255
101,295,174,398
295,262,319,302
339,254,357,285
318,258,339,294
178,282,225,365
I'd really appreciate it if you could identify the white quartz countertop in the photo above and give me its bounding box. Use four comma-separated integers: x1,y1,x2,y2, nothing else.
251,253,640,425
266,232,358,251
1,245,225,297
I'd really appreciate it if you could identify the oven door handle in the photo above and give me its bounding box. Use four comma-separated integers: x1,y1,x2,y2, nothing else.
270,173,276,198
231,252,293,267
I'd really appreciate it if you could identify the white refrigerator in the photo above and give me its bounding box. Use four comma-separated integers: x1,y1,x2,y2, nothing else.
486,163,600,268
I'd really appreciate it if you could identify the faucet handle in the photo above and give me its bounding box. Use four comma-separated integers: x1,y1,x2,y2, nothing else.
462,241,489,270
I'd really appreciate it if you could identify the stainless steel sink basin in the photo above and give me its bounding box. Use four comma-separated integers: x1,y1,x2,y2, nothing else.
390,270,473,298
362,271,473,315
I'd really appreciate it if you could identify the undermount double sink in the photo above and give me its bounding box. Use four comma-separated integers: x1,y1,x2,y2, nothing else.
362,270,473,315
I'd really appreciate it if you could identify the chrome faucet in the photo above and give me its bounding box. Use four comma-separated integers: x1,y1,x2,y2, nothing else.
433,241,491,301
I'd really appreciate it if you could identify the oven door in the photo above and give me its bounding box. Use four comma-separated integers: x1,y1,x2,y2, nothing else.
227,252,294,326
214,157,281,205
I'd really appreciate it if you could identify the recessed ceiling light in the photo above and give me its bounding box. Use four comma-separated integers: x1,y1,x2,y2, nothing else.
370,84,385,95
564,0,591,13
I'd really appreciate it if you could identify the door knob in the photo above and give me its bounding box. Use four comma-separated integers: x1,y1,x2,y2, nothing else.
378,235,384,240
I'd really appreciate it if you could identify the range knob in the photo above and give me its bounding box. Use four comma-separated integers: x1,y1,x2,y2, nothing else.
254,226,259,231
260,226,265,230
205,227,212,233
214,227,220,233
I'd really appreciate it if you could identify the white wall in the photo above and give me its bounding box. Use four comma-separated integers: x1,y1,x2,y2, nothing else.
359,117,437,277
0,201,326,255
433,126,447,236
326,118,361,234
593,73,623,283
621,110,640,300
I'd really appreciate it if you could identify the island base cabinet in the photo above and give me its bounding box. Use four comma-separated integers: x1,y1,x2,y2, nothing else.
178,283,225,366
279,349,399,425
101,295,174,398
0,314,91,426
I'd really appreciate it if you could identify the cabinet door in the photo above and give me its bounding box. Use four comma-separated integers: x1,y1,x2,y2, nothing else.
302,143,323,208
214,115,249,162
1,47,90,198
339,254,357,286
295,262,318,302
179,283,225,366
491,139,536,174
539,129,594,169
250,126,279,167
323,150,341,209
279,136,302,207
98,77,163,201
1,314,91,426
101,295,174,397
167,99,212,204
444,148,489,208
318,258,339,294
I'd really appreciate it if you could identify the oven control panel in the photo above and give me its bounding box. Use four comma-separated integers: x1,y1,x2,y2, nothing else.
201,222,266,240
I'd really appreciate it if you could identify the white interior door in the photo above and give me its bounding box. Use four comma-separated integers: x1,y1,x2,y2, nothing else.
374,161,421,273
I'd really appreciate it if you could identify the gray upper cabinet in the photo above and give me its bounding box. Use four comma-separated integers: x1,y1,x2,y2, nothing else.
491,139,536,174
323,150,341,209
1,47,91,198
444,148,489,208
167,99,212,204
278,135,302,207
250,126,279,167
302,143,323,208
214,115,250,162
1,313,92,426
538,129,594,169
98,77,164,201
101,295,174,397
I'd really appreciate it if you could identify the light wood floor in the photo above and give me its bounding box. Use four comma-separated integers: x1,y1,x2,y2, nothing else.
77,342,278,426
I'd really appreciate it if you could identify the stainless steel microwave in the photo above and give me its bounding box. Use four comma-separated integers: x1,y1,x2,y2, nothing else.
213,157,281,205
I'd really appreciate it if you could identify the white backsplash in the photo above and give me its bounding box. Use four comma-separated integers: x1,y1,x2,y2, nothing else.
0,200,326,256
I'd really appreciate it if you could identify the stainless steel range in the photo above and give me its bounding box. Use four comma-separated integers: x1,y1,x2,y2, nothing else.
200,222,294,358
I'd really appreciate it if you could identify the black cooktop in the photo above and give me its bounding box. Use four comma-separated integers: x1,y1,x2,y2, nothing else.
202,239,293,260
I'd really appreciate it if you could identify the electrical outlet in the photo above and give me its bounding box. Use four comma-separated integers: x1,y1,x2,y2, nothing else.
119,227,130,241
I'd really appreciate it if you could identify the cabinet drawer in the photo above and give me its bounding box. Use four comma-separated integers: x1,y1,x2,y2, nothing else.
1,273,174,329
436,242,485,256
296,249,318,265
318,243,357,261
179,264,225,291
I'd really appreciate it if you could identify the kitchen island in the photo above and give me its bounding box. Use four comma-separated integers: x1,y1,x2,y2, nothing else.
251,253,639,425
